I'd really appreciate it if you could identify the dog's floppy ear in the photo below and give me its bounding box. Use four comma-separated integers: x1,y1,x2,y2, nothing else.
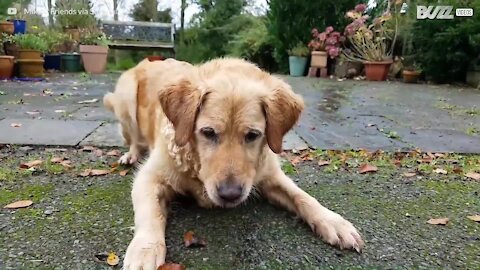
159,79,203,146
262,81,304,154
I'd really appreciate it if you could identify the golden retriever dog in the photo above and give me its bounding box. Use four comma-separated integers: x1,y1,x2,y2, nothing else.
103,58,194,164
111,58,364,270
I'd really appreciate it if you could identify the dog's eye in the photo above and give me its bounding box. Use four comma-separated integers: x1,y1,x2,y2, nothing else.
245,130,261,143
200,127,218,142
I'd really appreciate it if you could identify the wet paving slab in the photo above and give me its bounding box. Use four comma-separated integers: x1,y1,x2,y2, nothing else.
286,77,480,153
1,73,479,152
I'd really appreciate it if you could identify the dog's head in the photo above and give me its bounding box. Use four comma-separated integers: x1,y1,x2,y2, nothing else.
159,62,304,207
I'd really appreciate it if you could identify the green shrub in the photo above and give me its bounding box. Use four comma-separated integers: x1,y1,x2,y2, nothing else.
268,0,364,72
227,16,277,71
288,42,309,57
412,0,480,82
14,34,48,53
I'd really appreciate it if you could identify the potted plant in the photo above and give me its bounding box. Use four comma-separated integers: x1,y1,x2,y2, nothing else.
288,42,309,76
402,59,422,83
0,55,15,79
14,33,48,59
308,26,342,69
79,32,109,73
0,16,14,35
342,4,397,81
40,31,70,71
14,34,48,78
1,33,18,58
55,0,96,41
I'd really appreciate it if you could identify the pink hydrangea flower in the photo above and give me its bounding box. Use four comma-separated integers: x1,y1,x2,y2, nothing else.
355,3,367,13
325,26,334,34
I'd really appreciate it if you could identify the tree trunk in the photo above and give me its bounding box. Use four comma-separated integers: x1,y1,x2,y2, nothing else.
180,0,186,31
113,0,119,21
47,0,54,26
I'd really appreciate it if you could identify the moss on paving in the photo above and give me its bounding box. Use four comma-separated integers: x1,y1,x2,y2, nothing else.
1,147,479,269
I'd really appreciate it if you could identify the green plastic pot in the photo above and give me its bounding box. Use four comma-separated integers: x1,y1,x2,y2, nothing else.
288,56,307,76
61,53,82,72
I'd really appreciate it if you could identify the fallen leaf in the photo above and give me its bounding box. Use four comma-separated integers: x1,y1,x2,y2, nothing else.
50,157,65,163
26,111,40,116
427,217,449,225
367,123,376,127
433,168,447,175
79,168,111,177
417,157,433,163
426,152,435,159
54,109,66,113
77,98,98,104
402,172,417,177
434,153,445,158
10,123,22,127
467,215,480,222
289,156,303,166
393,159,402,167
60,160,72,168
119,169,129,176
300,151,313,161
157,263,186,270
79,169,92,177
106,149,121,157
465,172,480,181
20,160,43,169
93,149,103,157
106,252,119,266
110,162,119,168
4,200,33,209
318,160,330,166
452,167,463,174
183,230,207,248
359,164,378,174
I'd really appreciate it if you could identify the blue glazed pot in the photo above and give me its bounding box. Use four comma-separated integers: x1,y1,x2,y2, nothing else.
289,56,307,76
44,54,62,70
12,19,26,34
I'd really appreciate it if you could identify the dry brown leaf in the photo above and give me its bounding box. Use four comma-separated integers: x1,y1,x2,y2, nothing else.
119,169,129,176
427,217,449,225
467,215,480,222
289,156,303,166
465,172,480,181
183,231,207,248
110,162,119,168
434,153,445,158
318,160,330,166
20,160,43,169
452,167,463,174
79,169,110,177
106,252,119,266
4,200,33,209
402,172,417,178
60,160,72,168
106,149,121,157
433,168,447,175
417,157,433,164
93,149,103,157
10,123,22,127
426,152,436,159
359,164,378,174
157,263,186,270
50,157,65,163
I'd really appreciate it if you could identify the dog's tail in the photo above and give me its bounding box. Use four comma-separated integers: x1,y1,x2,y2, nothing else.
103,92,115,113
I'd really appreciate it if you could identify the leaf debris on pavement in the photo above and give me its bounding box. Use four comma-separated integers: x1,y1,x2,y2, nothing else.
465,172,480,181
10,123,22,127
427,217,449,225
20,160,43,169
359,164,378,174
158,263,186,270
184,230,207,248
79,169,111,177
4,200,34,209
467,215,480,222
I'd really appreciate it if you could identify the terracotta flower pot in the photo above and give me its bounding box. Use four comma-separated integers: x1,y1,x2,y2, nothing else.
364,61,393,81
18,49,42,60
402,70,421,83
79,45,109,74
17,59,45,78
311,51,328,68
0,55,15,79
0,21,14,34
146,55,165,61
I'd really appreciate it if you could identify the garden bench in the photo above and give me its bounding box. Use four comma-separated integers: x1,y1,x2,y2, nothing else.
101,20,175,54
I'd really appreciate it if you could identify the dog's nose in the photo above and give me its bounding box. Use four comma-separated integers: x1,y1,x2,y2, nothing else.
217,182,243,202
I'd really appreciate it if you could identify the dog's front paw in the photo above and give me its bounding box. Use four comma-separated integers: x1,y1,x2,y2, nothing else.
310,211,364,252
123,234,166,270
119,152,139,165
